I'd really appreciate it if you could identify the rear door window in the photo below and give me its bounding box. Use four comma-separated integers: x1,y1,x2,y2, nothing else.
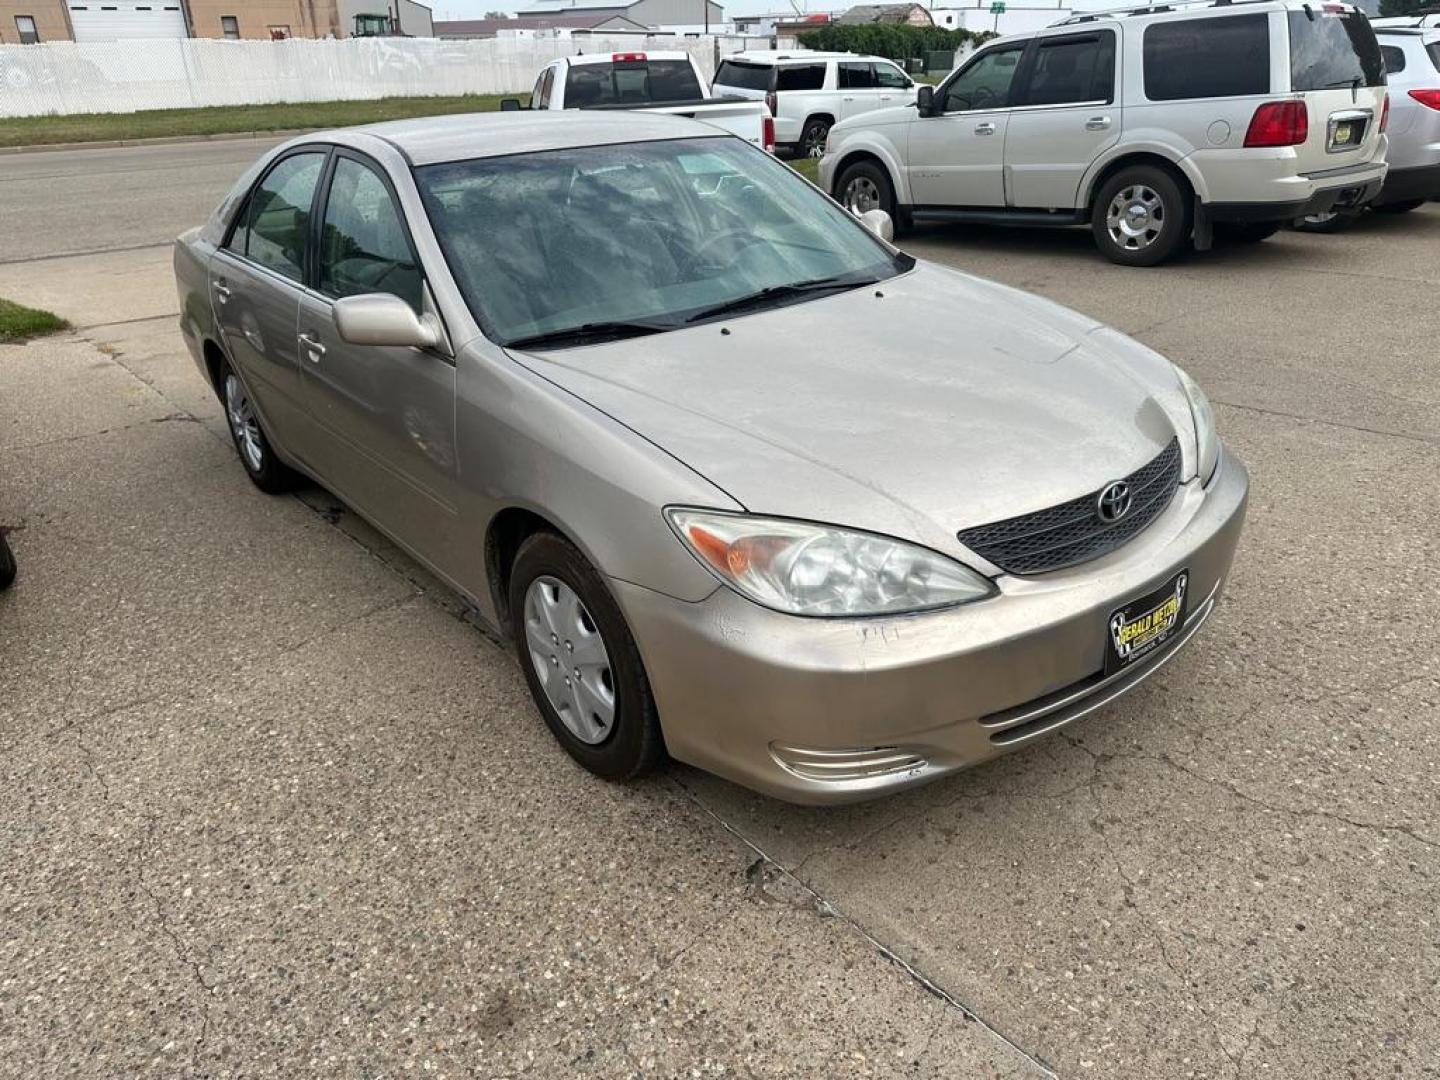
776,63,826,91
1021,32,1117,106
1288,10,1385,90
1143,14,1270,101
714,60,773,91
839,62,879,89
229,151,327,284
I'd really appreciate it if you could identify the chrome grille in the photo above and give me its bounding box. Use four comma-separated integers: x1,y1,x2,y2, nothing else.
958,438,1182,575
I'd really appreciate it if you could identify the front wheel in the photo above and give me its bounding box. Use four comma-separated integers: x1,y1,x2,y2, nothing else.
835,159,898,222
508,532,665,783
1091,166,1192,266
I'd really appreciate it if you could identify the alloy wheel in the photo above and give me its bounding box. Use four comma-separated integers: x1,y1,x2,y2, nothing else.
843,175,881,214
523,575,616,746
224,373,264,473
1106,184,1165,252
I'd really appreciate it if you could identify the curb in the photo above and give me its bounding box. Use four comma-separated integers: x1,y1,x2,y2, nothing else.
0,128,317,155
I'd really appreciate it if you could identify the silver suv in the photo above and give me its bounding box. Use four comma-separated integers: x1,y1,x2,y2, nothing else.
819,0,1390,265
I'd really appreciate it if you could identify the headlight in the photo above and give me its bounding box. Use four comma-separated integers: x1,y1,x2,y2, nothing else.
1175,367,1219,484
666,509,994,617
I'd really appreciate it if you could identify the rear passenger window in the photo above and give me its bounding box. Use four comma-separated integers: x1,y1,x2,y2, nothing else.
1022,32,1116,106
1143,14,1271,101
318,157,423,314
839,62,878,89
776,63,825,91
229,151,326,284
1380,44,1406,74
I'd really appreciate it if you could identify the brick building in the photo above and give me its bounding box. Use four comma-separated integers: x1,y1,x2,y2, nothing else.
0,0,431,43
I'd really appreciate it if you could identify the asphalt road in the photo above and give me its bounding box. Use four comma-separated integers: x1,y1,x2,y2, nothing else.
2,141,1438,1079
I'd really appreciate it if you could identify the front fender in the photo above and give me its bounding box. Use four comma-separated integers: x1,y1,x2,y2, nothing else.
822,127,914,204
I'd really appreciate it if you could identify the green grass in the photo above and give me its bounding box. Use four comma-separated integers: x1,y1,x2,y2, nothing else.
787,156,821,184
0,299,67,343
0,94,513,149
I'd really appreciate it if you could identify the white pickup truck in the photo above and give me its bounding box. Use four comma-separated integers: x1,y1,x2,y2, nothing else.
504,52,775,152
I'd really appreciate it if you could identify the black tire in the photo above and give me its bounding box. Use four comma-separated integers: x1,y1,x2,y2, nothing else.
1374,199,1425,214
0,532,15,591
1090,165,1193,267
834,158,899,224
1293,208,1360,234
508,531,665,783
217,357,295,494
1213,221,1280,245
799,116,832,159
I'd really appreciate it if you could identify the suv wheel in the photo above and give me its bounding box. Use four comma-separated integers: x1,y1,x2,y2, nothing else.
800,117,832,159
1091,166,1192,266
508,532,665,783
836,159,897,220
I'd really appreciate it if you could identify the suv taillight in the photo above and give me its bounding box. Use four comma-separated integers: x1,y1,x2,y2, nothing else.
1381,93,1391,132
1409,88,1440,111
1244,101,1309,147
762,115,775,153
764,90,777,115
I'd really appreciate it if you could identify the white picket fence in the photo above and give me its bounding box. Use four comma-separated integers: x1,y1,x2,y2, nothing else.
0,34,777,119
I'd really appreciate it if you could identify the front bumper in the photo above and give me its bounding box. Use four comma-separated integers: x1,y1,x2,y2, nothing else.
616,453,1249,805
1374,162,1440,206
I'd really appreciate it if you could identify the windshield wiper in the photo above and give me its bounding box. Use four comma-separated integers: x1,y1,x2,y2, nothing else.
683,274,881,324
505,319,676,350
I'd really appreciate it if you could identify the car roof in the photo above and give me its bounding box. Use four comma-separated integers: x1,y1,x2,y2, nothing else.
724,50,869,64
1054,0,1358,26
308,111,725,168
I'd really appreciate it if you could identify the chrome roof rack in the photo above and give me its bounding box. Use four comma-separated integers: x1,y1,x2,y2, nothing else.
1053,0,1287,25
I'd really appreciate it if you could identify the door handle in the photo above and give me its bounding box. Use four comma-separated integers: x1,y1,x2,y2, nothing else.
842,95,855,102
298,332,326,362
1085,115,1112,131
213,281,232,304
975,122,997,135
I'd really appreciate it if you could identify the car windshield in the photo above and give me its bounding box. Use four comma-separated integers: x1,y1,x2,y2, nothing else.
1288,10,1385,91
415,137,909,347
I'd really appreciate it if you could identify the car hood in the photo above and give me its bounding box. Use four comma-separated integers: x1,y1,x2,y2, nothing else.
508,262,1198,561
832,103,915,132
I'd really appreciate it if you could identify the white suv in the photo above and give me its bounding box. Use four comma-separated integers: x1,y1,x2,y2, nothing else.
819,0,1390,265
1373,26,1440,209
713,51,919,159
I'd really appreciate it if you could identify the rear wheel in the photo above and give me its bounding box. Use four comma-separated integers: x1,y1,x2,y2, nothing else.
508,532,665,783
1214,221,1281,244
1374,199,1425,214
0,532,15,591
1293,208,1360,233
799,117,832,159
836,159,897,221
1091,166,1192,266
219,358,296,493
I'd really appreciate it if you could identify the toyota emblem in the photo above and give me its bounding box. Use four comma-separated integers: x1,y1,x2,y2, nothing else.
1096,481,1132,523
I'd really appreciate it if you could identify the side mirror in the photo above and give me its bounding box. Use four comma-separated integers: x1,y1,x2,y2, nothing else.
859,208,894,242
499,97,524,111
334,294,439,350
916,84,935,117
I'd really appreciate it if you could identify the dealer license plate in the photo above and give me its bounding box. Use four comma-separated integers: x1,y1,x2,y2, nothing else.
1104,570,1189,677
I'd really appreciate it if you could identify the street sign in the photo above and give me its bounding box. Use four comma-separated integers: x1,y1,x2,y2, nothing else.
990,2,1007,12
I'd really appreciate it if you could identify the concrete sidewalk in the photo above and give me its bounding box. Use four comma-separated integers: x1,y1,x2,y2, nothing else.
0,254,1044,1077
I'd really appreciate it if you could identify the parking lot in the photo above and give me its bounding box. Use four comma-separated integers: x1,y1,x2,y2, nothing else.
2,139,1437,1078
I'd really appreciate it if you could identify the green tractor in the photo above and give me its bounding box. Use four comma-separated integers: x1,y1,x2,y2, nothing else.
353,12,402,37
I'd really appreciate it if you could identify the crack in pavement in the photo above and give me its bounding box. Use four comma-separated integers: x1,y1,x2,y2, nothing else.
672,774,1060,1079
1211,398,1440,448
